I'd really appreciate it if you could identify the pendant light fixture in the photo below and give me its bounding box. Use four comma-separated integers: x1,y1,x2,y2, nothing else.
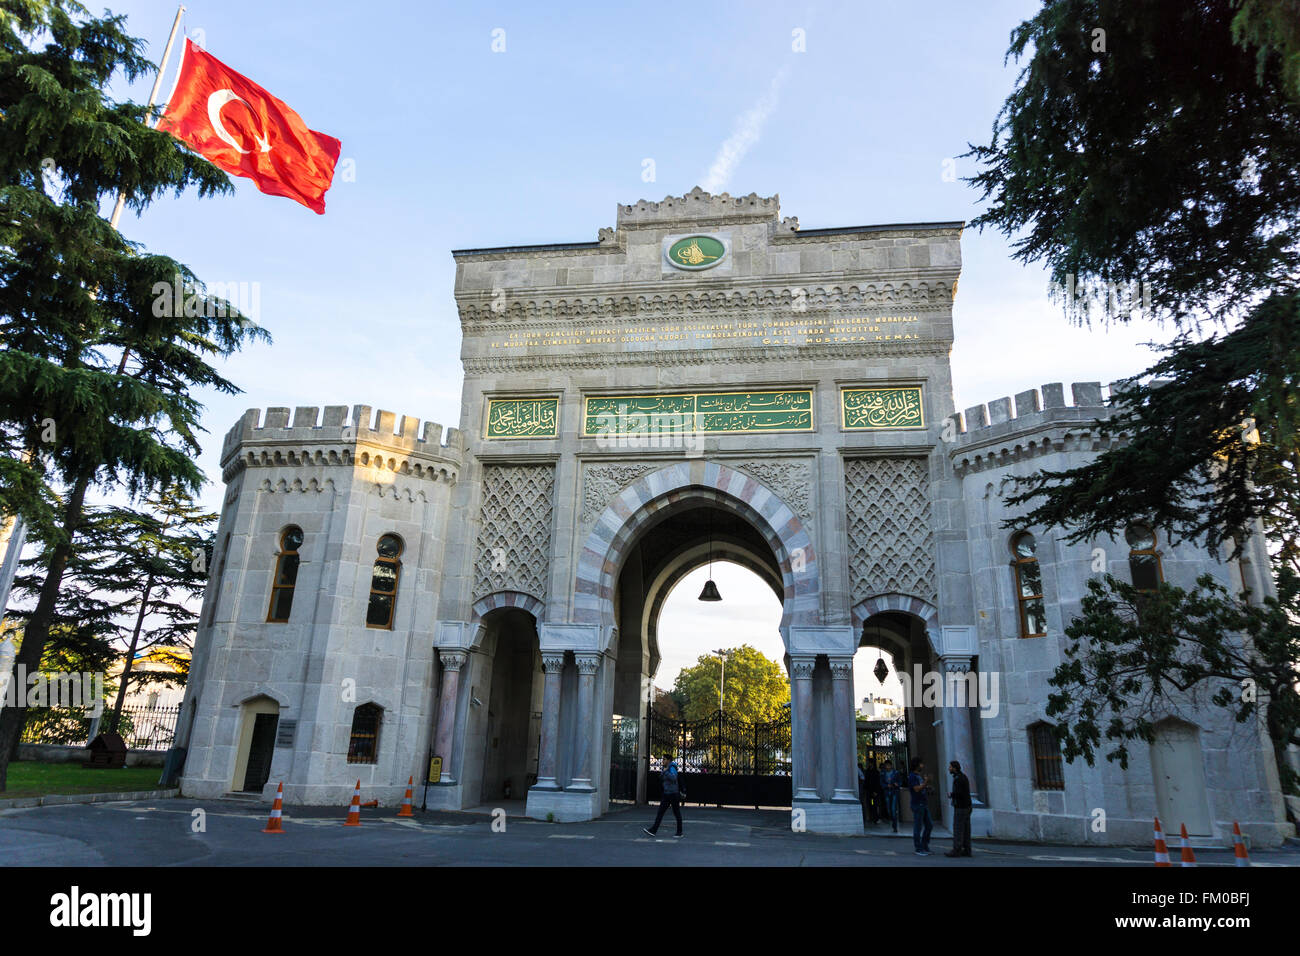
698,506,722,602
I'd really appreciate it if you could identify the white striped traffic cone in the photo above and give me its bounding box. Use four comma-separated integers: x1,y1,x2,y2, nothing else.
397,776,414,818
344,780,362,827
262,781,285,834
1179,823,1196,867
1232,821,1251,867
1152,817,1170,867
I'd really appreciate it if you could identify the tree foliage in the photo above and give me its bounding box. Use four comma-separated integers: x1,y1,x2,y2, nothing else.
0,0,266,790
1048,571,1300,794
672,645,789,723
967,0,1300,797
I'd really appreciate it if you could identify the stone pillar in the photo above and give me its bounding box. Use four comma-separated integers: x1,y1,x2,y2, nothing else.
790,656,818,801
828,656,859,803
940,654,978,801
433,650,465,784
567,653,600,792
533,652,566,791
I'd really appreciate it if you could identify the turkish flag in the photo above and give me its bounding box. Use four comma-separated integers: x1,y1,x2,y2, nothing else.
158,40,342,214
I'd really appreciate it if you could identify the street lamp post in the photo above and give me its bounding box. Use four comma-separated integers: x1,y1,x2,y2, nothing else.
712,648,728,714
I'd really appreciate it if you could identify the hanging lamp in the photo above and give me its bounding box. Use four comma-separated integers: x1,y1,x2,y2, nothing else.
698,506,722,602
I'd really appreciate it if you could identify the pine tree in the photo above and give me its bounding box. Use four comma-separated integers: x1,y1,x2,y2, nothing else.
966,0,1300,793
0,0,267,790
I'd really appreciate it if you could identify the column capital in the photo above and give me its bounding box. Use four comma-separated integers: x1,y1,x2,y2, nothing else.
790,655,816,680
828,657,853,681
574,653,601,675
940,654,973,674
541,652,567,672
438,650,467,671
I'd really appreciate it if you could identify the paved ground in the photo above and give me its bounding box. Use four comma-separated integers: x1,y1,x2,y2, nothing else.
2,797,1297,867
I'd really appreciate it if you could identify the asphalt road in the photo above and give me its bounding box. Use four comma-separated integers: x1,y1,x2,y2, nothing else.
2,798,1297,867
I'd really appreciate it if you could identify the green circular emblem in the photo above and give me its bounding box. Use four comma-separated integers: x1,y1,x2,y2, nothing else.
667,235,726,270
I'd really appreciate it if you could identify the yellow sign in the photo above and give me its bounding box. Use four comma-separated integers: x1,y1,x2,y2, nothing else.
428,755,442,784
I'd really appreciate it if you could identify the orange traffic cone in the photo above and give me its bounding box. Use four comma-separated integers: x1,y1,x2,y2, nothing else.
344,780,362,827
398,776,415,817
1179,823,1196,867
262,781,285,834
1232,821,1251,867
1152,817,1171,867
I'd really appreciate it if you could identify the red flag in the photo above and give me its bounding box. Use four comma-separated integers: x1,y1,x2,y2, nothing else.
158,40,341,214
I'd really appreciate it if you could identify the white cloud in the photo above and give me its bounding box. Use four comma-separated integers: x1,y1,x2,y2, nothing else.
702,65,792,194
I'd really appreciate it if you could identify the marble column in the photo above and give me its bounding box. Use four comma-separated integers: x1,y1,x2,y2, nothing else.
533,652,566,791
940,654,979,801
828,656,859,802
567,653,600,792
432,650,465,784
790,656,818,801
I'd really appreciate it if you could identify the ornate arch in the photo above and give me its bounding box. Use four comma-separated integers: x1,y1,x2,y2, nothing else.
471,590,546,623
573,461,819,639
852,592,941,656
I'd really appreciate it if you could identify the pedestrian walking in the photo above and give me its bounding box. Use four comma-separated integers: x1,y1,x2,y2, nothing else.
643,760,686,838
908,757,933,855
946,760,973,857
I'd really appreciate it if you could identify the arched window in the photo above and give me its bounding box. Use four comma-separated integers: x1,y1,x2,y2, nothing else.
365,534,403,629
267,526,304,623
1126,523,1163,591
1011,532,1046,638
348,703,382,764
1028,722,1064,790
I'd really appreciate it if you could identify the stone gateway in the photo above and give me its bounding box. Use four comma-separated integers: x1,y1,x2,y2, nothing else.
176,188,1291,846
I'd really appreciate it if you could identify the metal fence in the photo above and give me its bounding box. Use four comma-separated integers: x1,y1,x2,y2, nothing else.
20,704,181,751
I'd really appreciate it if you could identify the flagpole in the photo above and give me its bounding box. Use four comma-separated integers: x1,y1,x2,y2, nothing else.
0,4,186,634
108,3,186,228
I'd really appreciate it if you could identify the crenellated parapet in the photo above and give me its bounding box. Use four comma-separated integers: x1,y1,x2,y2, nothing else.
948,381,1129,477
616,186,782,229
219,404,464,484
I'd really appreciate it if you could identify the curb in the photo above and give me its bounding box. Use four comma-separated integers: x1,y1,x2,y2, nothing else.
0,788,178,810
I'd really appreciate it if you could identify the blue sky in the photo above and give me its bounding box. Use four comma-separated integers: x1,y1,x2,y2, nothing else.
101,1,1172,697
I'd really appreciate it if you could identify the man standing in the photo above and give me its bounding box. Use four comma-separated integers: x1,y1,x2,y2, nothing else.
880,759,900,832
946,760,972,858
864,760,882,825
908,757,932,856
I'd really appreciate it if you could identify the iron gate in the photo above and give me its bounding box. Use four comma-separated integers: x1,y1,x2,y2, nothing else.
646,708,792,808
609,715,639,801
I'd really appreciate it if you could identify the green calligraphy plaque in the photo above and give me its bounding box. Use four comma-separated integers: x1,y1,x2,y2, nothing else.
485,397,560,439
583,389,814,436
841,386,925,430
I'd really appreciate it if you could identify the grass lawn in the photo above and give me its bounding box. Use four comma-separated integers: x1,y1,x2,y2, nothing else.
2,762,163,799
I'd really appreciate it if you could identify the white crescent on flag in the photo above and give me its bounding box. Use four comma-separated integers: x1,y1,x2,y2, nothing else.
207,89,271,154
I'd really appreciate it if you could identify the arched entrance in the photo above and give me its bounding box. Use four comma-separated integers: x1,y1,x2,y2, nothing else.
232,694,281,794
855,606,944,828
474,606,543,805
562,460,864,833
611,504,792,809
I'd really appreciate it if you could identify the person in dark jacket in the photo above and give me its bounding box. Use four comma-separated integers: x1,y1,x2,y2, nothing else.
644,760,685,838
946,760,972,857
864,760,883,824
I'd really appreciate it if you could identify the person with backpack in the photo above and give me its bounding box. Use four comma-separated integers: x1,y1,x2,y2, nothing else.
643,759,686,838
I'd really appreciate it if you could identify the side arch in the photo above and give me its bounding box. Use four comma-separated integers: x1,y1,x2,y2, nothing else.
852,592,941,656
472,590,547,623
